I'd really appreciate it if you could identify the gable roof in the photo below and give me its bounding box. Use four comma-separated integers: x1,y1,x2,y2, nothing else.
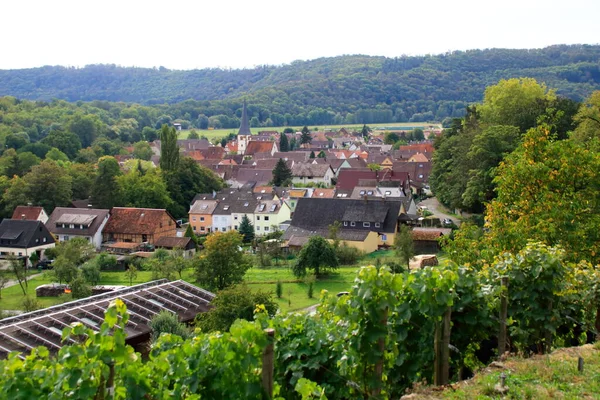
46,207,110,237
189,200,219,215
104,208,175,235
411,227,452,241
0,219,55,249
336,168,410,191
235,168,273,186
11,206,45,221
153,236,194,250
289,198,400,233
291,163,332,178
245,141,276,156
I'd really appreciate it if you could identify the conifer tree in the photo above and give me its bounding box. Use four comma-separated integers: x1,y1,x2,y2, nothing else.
300,126,312,146
272,158,293,186
238,214,255,243
279,133,289,152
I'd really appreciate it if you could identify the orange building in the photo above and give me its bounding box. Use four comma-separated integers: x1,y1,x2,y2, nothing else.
103,208,177,243
188,200,218,234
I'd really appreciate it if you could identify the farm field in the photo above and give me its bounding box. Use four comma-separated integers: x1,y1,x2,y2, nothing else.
177,122,442,140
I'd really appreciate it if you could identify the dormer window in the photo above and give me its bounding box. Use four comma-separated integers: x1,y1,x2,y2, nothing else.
350,222,356,227
363,222,371,228
375,223,380,228
343,221,348,226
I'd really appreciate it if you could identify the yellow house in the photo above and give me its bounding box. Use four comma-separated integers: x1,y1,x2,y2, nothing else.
254,200,292,236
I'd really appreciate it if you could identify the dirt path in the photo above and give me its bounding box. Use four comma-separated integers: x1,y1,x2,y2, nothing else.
417,197,461,226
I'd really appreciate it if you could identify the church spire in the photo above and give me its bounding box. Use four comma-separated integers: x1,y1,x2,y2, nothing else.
237,100,251,136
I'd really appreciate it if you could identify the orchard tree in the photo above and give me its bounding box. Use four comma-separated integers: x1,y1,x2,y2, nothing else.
195,231,252,290
361,124,371,139
293,236,338,277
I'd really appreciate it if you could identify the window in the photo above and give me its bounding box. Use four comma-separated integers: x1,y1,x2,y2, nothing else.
381,234,387,241
256,226,260,231
192,217,196,222
367,191,373,196
264,216,269,221
343,221,348,226
223,205,230,211
418,174,424,179
234,225,238,230
385,191,391,195
200,227,205,232
244,202,249,207
256,216,261,220
375,223,380,228
350,222,356,227
359,190,365,195
43,238,47,243
291,202,295,207
200,217,205,222
264,226,269,231
69,224,75,229
221,227,226,232
193,226,196,231
234,216,238,220
363,222,371,227
419,164,423,168
63,235,69,241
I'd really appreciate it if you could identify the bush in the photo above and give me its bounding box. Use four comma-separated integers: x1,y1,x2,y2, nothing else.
276,280,283,299
22,296,41,312
150,311,190,341
335,243,363,265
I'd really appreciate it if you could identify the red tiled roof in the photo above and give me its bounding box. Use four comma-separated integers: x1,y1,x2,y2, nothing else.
11,206,44,221
199,147,225,160
245,141,276,155
312,189,335,198
104,208,175,235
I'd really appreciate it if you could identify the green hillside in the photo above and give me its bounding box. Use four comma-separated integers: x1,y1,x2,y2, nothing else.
0,45,599,125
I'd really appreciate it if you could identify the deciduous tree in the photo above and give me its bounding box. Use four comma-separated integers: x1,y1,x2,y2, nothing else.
293,236,338,277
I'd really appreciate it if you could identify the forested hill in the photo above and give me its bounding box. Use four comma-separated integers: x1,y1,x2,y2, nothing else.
1,44,600,124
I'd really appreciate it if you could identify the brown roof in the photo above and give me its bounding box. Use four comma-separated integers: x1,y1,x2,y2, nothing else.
408,153,429,163
312,189,336,198
11,206,45,221
199,147,225,160
411,228,452,241
104,208,175,235
153,236,193,250
245,141,276,156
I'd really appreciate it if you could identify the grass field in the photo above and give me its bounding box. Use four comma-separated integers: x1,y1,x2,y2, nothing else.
178,122,442,141
414,343,600,399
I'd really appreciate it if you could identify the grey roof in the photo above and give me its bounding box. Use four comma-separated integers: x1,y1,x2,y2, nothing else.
237,100,251,136
47,207,110,237
289,198,401,234
189,200,219,215
235,168,273,186
0,280,214,359
255,199,282,214
283,226,370,244
0,219,55,249
291,163,332,178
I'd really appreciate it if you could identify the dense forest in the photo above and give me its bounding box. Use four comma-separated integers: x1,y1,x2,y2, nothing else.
1,45,599,126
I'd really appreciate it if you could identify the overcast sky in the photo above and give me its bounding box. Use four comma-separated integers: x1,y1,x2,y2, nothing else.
3,0,599,70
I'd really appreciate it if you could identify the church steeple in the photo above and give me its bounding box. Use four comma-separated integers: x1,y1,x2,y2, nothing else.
237,100,251,136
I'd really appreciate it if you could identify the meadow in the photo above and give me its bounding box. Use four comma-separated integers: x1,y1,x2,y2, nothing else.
177,122,442,141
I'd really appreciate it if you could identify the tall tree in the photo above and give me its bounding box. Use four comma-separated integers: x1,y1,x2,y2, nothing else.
272,158,292,186
117,168,173,210
300,126,312,147
485,126,600,265
572,90,600,149
92,156,123,209
279,133,290,152
238,214,255,243
195,231,252,291
21,160,72,213
394,225,415,268
361,124,371,140
159,124,180,171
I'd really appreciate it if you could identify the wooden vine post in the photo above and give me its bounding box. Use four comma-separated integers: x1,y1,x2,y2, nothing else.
498,277,508,358
371,307,389,397
262,328,275,399
434,306,452,386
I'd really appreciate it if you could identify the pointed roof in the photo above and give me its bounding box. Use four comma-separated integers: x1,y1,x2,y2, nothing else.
237,100,252,136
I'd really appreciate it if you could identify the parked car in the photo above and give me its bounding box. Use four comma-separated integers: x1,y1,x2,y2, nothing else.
442,218,453,226
35,260,54,270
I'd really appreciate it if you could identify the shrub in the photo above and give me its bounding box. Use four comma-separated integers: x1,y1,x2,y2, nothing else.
150,311,190,341
335,243,363,265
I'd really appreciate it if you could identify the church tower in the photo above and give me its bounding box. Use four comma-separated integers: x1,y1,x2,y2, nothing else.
237,100,252,155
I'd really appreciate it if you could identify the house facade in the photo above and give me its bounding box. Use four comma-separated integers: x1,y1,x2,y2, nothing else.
46,207,110,249
291,163,335,186
253,200,291,236
0,220,56,264
103,208,177,243
189,200,218,234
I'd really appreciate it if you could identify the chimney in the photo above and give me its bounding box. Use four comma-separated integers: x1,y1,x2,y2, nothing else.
87,204,93,209
27,202,32,206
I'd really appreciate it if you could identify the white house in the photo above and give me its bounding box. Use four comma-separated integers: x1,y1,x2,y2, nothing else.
46,208,110,250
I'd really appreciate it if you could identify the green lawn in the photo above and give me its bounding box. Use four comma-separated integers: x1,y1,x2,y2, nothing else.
178,122,442,140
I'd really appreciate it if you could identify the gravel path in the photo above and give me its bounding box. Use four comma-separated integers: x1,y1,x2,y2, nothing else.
417,197,461,226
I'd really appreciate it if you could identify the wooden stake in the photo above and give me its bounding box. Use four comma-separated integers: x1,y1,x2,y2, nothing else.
434,306,452,386
498,277,508,358
262,328,275,399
